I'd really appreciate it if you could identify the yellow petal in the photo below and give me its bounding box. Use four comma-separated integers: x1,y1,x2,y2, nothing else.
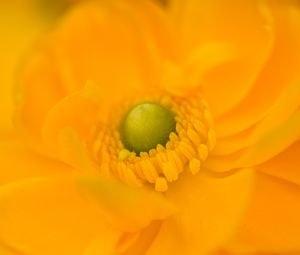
168,0,274,117
216,2,300,137
145,169,254,255
0,138,73,185
76,176,175,232
227,172,300,253
17,0,174,143
206,109,300,172
0,2,44,132
258,140,300,186
42,81,101,152
0,176,174,255
213,78,300,156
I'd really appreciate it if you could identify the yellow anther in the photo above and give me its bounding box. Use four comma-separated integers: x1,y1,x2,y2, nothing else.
166,141,173,150
133,161,146,180
207,129,217,151
118,149,131,161
140,159,158,183
198,144,209,161
189,158,201,175
178,139,196,160
117,162,127,182
176,123,183,133
124,167,142,187
162,162,178,182
149,149,156,157
168,149,184,173
156,144,165,152
169,132,179,142
204,110,214,127
187,126,202,146
155,177,168,192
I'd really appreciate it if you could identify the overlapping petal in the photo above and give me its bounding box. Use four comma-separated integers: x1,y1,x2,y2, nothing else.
16,0,175,147
215,1,300,137
206,109,300,172
227,172,300,254
145,169,254,255
167,0,274,117
258,140,300,186
0,2,44,132
41,81,102,170
0,137,73,185
0,176,174,255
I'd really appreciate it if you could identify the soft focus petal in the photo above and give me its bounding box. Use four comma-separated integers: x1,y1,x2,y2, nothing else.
41,81,102,171
215,1,300,137
206,109,300,172
213,78,300,156
168,0,273,117
43,81,101,148
0,2,44,132
0,176,174,255
258,140,300,186
145,169,254,255
0,137,73,185
17,0,175,144
227,172,300,254
77,176,175,232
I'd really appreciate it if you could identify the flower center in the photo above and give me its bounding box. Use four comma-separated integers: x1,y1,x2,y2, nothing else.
120,102,176,154
89,93,216,192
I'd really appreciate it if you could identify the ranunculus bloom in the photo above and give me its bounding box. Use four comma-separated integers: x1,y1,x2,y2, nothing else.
1,0,300,255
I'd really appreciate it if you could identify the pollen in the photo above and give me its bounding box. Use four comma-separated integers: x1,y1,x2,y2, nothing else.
88,93,216,192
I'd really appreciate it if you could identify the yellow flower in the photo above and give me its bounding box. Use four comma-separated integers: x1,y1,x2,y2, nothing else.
0,0,300,255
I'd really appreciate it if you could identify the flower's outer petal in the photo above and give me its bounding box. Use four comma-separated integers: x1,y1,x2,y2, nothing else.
17,0,175,144
257,140,300,186
213,78,300,156
41,81,101,168
145,169,254,255
168,0,274,117
206,109,300,172
0,3,44,133
227,172,300,254
76,176,175,232
216,2,300,138
0,176,174,255
82,230,125,255
42,81,101,147
122,221,162,255
0,137,73,186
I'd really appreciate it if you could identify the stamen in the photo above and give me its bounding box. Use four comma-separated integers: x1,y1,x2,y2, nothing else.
88,93,216,192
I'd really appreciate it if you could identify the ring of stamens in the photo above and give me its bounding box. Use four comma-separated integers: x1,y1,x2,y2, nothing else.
88,93,216,192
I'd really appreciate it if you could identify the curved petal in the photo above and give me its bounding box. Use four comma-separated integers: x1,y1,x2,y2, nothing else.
0,176,174,255
168,0,274,117
206,109,300,172
145,169,254,255
17,0,175,144
213,78,300,156
258,140,300,186
0,3,44,132
41,81,102,166
227,172,300,254
43,81,101,146
216,2,300,137
0,138,73,185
